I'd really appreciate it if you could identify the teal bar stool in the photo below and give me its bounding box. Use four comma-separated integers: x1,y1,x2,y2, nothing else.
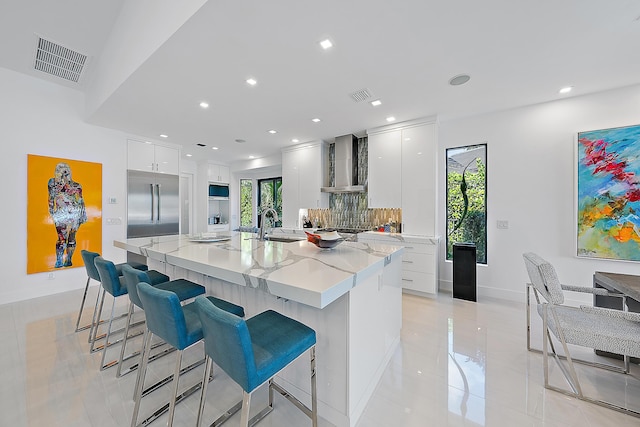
194,296,318,427
78,249,147,335
117,264,206,378
92,256,168,370
132,282,245,427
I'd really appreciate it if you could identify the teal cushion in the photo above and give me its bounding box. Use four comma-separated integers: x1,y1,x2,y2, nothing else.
156,279,206,302
95,256,128,297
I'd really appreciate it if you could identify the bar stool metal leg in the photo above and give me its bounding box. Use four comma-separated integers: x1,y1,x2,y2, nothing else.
90,288,106,352
131,328,153,427
100,295,118,370
74,276,92,332
167,350,183,427
116,302,135,377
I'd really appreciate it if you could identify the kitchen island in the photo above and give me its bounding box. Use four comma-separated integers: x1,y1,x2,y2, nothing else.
114,232,403,427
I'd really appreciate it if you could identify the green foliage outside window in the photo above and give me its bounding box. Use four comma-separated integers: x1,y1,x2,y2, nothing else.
446,145,487,264
258,177,282,227
240,179,253,227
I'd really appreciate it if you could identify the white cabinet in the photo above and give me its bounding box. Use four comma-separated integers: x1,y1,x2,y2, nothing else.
357,232,439,295
367,117,438,235
127,140,179,174
281,141,328,228
367,129,401,208
208,164,229,183
401,124,437,235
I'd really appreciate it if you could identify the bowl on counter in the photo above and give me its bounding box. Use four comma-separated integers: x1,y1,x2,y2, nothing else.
304,231,344,249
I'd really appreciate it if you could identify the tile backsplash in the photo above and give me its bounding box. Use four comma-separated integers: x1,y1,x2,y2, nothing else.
307,136,402,231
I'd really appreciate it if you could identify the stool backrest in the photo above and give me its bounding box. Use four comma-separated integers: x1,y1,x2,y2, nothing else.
81,250,101,282
121,264,151,308
94,256,127,297
137,282,190,350
522,252,564,305
195,296,257,392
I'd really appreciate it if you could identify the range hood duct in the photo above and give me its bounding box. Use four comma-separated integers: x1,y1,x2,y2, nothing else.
321,134,366,193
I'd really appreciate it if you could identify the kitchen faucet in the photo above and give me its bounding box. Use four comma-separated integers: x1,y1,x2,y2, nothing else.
258,208,278,241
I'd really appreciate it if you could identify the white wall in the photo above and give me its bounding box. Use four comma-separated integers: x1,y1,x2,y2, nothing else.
2,67,132,304
437,84,640,302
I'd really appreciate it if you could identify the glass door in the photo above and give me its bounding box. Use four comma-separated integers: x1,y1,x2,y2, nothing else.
258,177,282,228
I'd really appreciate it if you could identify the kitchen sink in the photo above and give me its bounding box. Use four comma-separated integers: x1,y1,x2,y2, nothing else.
264,236,305,243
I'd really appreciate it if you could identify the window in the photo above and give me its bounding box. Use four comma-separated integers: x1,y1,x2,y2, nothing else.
446,144,487,264
240,179,253,227
257,177,282,227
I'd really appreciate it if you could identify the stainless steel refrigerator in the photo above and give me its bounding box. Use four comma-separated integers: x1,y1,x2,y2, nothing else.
127,170,179,238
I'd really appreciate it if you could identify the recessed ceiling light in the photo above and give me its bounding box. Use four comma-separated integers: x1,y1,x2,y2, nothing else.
199,101,209,108
386,116,396,122
186,153,193,157
320,39,333,50
312,118,321,123
160,134,168,138
235,139,246,143
211,147,219,150
246,78,257,86
268,130,277,134
371,99,382,107
145,141,153,144
249,155,255,159
292,138,299,143
449,74,471,86
559,86,573,94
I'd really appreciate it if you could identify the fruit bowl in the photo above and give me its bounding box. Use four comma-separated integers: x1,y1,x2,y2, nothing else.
304,231,344,249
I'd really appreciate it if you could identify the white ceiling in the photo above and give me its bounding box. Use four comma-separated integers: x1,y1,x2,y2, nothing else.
2,0,640,164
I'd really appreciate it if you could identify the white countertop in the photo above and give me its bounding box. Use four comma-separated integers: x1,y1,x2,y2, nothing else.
114,232,403,309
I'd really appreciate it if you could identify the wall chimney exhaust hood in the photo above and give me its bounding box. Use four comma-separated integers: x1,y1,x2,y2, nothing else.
321,134,365,193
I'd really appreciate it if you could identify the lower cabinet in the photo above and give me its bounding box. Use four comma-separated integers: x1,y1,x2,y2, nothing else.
357,232,439,295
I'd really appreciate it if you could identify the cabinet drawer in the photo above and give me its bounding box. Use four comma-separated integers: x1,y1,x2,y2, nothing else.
401,242,436,255
401,271,436,294
402,251,435,274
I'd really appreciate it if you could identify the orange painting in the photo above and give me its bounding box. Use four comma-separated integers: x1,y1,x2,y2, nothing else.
27,154,102,274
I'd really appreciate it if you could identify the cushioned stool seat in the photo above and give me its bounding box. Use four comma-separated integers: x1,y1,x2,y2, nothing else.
195,297,317,427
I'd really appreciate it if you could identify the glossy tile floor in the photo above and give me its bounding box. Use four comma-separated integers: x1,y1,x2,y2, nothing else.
1,287,639,426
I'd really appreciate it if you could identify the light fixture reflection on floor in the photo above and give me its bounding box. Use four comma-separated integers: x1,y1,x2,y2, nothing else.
449,74,471,86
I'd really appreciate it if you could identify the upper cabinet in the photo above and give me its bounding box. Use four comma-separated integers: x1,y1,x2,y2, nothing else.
367,129,402,208
281,141,328,228
367,117,438,236
401,123,437,236
127,140,179,175
208,164,230,183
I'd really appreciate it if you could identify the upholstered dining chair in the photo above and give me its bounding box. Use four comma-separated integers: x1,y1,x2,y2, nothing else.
132,282,245,427
194,296,318,427
523,252,640,417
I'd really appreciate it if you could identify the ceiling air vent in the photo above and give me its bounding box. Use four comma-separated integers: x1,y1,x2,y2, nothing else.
34,37,87,83
349,88,372,102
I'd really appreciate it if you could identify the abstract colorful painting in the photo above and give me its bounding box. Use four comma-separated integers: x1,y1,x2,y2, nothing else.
27,155,102,274
577,124,640,261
